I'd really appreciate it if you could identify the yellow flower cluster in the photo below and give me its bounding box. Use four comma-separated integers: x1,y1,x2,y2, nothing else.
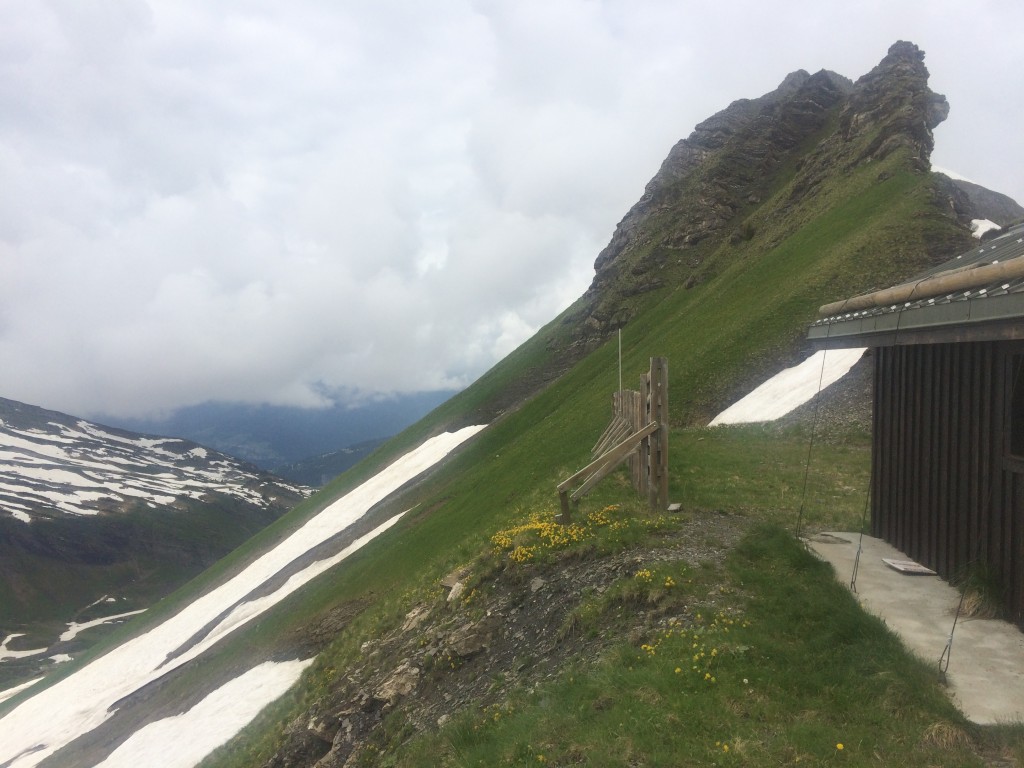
636,611,748,687
508,545,537,563
586,504,617,526
491,504,647,564
491,516,585,552
632,565,678,593
473,702,516,731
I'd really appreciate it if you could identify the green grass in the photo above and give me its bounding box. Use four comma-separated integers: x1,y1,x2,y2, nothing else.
673,424,872,533
379,526,1003,768
203,416,1022,767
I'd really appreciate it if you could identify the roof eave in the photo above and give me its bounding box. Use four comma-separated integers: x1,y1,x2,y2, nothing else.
808,291,1024,348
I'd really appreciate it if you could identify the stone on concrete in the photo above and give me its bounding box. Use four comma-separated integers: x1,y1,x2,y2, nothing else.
806,532,1024,725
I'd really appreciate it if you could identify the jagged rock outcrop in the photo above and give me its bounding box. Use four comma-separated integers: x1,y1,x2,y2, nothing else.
569,41,966,348
587,69,852,310
837,40,948,169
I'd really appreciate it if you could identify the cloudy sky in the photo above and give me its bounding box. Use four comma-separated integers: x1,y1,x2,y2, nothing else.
2,0,1021,419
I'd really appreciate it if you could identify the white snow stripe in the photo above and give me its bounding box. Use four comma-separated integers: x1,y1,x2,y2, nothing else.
94,659,315,768
709,348,866,426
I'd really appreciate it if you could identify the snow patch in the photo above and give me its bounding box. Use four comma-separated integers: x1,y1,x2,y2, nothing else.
709,348,867,426
0,679,42,705
173,514,407,667
971,219,1001,238
0,635,48,663
83,595,118,610
95,658,314,768
60,610,147,643
0,414,309,519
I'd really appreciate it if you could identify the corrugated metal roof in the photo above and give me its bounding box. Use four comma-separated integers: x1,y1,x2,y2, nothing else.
809,222,1024,344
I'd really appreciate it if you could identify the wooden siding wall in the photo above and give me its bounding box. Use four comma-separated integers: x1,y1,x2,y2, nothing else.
872,341,1024,624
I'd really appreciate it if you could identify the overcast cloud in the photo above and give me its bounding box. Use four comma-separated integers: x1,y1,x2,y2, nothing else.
1,0,1022,418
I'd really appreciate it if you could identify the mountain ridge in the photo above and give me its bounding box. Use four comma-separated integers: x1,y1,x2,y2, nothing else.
223,41,1016,764
443,41,982,433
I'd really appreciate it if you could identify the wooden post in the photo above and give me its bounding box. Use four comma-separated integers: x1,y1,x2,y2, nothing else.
555,356,668,521
558,489,574,523
648,357,669,511
630,390,641,489
639,371,651,496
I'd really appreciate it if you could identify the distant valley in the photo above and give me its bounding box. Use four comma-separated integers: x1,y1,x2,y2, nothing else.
98,390,456,473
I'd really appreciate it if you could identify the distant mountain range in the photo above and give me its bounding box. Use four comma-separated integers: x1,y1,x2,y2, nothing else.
97,390,456,471
270,438,385,487
0,397,308,522
0,395,310,685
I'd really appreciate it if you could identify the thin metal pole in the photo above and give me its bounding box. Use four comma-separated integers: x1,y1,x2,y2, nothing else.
618,328,622,395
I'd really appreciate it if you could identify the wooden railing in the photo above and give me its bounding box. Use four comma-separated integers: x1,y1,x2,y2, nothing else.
557,357,668,521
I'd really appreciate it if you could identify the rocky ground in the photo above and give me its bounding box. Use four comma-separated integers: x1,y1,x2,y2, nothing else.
265,511,750,767
777,351,874,442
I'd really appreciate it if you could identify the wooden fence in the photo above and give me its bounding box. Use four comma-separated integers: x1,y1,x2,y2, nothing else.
557,357,668,521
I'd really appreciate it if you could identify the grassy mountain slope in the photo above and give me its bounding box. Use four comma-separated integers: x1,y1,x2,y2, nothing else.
10,42,1024,766
188,45,1016,765
184,45,1013,765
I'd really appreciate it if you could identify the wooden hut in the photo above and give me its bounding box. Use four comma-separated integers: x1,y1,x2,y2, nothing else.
808,223,1024,624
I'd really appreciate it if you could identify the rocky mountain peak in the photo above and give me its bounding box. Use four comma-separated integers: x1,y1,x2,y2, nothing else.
777,68,812,93
569,42,962,349
840,40,948,165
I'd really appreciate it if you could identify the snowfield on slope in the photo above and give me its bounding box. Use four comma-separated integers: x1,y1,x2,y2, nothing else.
709,348,866,426
0,417,309,521
95,659,315,768
0,425,486,768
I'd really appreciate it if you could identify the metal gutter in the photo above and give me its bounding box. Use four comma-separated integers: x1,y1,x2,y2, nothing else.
809,224,1024,347
809,290,1024,347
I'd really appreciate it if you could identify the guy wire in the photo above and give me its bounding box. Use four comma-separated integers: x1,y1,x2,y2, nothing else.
795,315,835,540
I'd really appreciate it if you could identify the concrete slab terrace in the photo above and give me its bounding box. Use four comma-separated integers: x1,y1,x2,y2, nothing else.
806,531,1024,726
